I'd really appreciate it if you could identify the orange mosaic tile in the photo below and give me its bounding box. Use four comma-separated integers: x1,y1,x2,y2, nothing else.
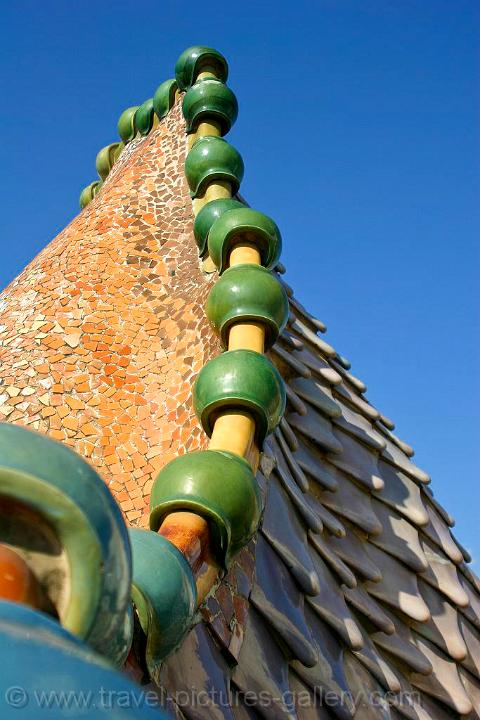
0,100,220,525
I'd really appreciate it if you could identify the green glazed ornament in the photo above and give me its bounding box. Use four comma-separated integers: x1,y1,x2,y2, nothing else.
95,142,122,181
208,206,282,273
129,530,196,673
0,423,132,665
194,198,244,256
79,180,102,209
117,105,139,143
149,450,261,568
182,78,238,134
185,136,244,198
0,601,165,719
193,349,285,445
175,46,228,91
206,264,289,350
135,98,155,135
153,79,178,119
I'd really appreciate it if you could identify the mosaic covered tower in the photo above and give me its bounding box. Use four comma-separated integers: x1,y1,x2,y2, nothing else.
0,47,479,719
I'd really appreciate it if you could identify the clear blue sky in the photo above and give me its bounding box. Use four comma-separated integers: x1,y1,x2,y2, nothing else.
2,1,479,562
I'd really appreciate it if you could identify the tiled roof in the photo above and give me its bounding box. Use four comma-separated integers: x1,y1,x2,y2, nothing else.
158,266,480,719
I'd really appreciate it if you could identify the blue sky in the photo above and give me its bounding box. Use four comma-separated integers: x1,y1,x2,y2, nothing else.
2,1,479,561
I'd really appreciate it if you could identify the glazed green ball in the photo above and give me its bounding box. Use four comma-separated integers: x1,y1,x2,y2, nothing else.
184,136,244,198
194,198,245,256
175,46,228,90
149,450,261,567
193,349,285,445
206,264,289,350
183,78,238,134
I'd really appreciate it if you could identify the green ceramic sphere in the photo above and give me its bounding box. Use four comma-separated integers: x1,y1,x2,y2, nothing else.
208,207,282,273
206,264,289,350
184,136,244,198
149,450,261,568
79,180,102,209
129,530,196,673
193,349,286,445
135,98,155,135
0,423,132,665
117,105,139,143
95,142,121,181
182,78,238,135
175,46,228,91
193,198,244,256
153,78,178,119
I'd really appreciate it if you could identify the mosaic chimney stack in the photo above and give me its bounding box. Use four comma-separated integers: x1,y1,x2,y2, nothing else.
0,46,479,720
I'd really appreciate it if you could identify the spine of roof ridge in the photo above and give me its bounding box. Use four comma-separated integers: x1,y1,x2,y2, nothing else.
141,45,288,674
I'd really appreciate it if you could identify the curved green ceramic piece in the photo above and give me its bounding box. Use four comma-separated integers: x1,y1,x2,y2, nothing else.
208,207,282,273
149,450,261,568
193,350,286,445
95,142,121,181
182,78,238,135
175,46,228,91
193,198,244,256
129,529,196,673
0,423,132,666
79,180,102,209
206,264,289,350
117,105,139,143
0,601,165,720
185,136,244,198
135,98,155,136
113,141,125,162
153,78,178,119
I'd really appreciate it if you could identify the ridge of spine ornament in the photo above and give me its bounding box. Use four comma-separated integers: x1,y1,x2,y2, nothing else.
133,45,289,667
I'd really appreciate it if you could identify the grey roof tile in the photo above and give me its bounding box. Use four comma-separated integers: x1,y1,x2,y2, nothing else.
327,427,385,491
421,503,464,565
292,607,355,720
333,382,380,422
232,608,296,720
250,536,318,668
309,531,357,589
262,475,320,596
159,623,234,720
373,460,429,527
328,526,383,583
273,428,310,492
414,579,468,662
291,438,339,492
288,406,343,455
370,499,428,573
371,612,433,676
420,540,469,607
306,546,363,650
364,545,430,622
410,636,473,715
290,376,341,419
333,402,387,453
318,471,383,536
343,585,395,635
